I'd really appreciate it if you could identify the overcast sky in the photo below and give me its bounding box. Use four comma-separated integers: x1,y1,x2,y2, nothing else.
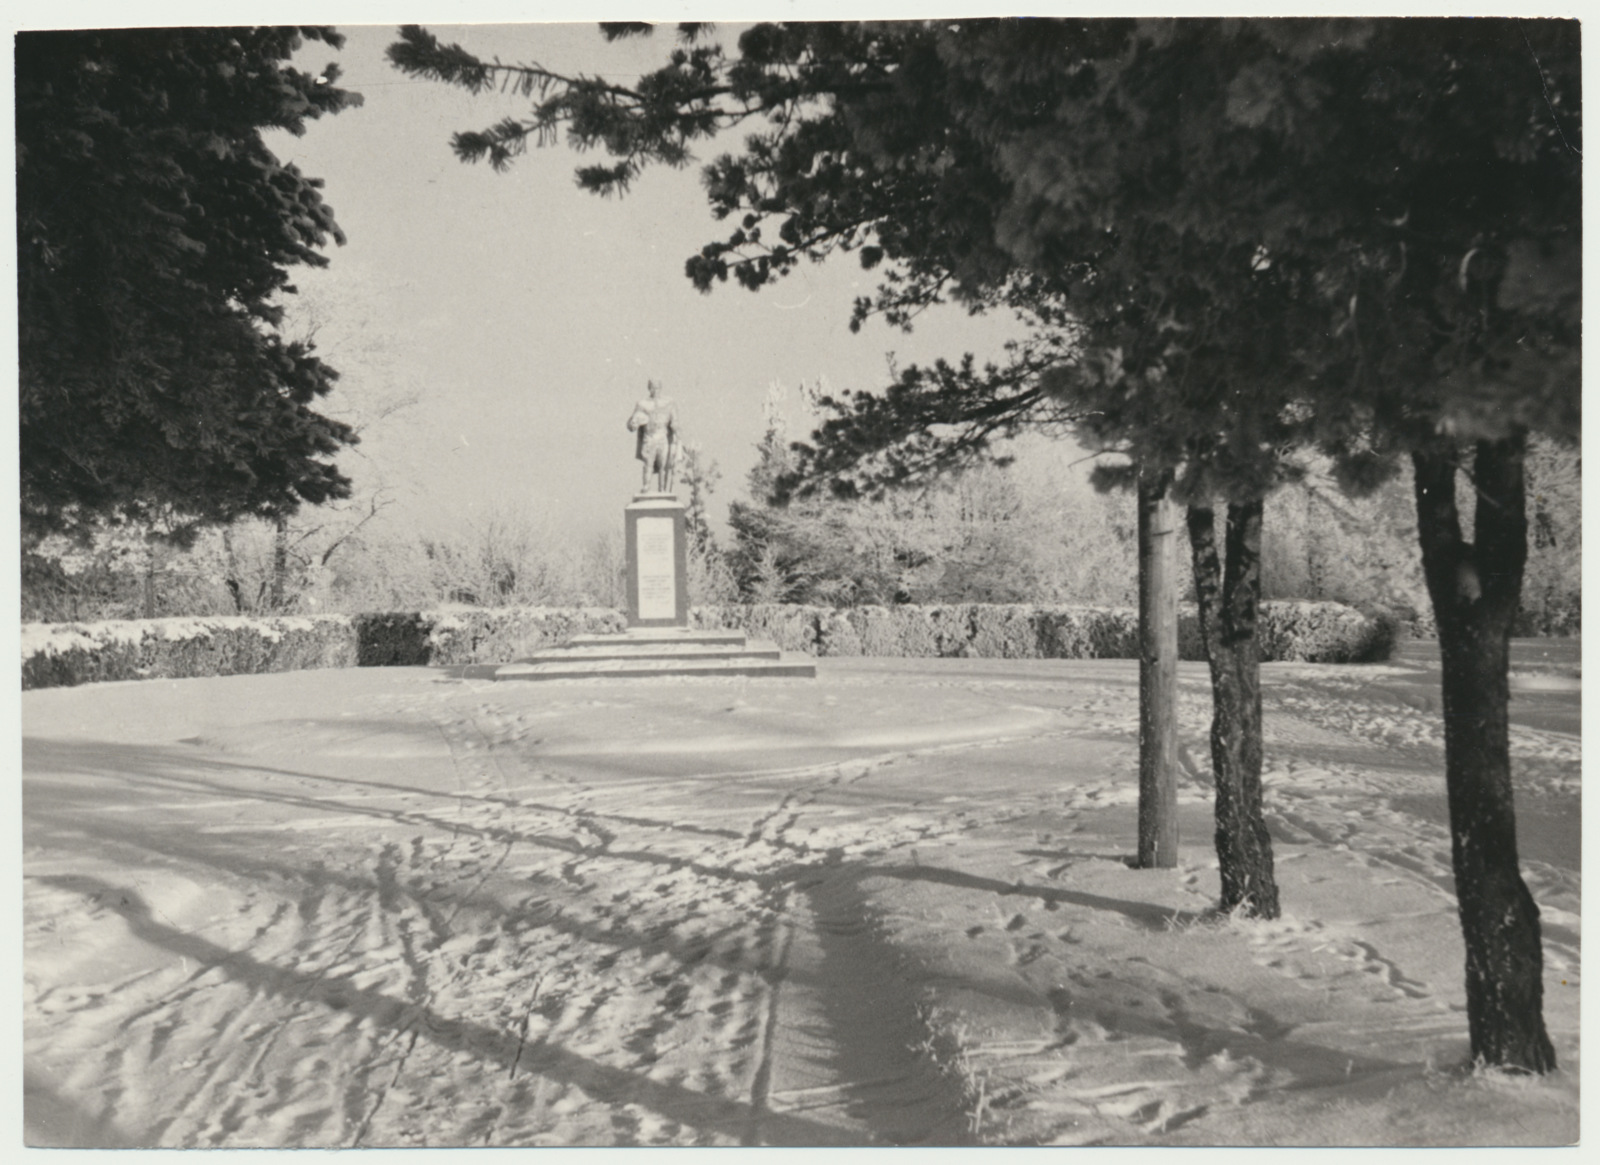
252,18,1034,542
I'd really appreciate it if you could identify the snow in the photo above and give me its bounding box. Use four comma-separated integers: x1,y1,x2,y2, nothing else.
20,645,1580,1148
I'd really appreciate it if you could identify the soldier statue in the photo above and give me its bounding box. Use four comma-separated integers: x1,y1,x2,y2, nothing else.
627,379,678,493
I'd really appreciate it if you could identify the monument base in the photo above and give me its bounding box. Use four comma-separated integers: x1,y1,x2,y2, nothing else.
493,626,816,681
625,494,688,628
491,490,815,680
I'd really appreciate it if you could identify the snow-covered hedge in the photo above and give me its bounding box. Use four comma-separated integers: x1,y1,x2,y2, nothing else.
21,600,1392,689
687,604,1144,659
20,607,634,689
21,615,359,690
694,601,1394,664
409,606,628,666
1245,601,1399,663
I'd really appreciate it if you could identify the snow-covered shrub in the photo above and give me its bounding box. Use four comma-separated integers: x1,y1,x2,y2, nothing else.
965,604,1042,657
352,612,433,666
420,606,627,665
851,606,948,656
20,615,357,689
1251,601,1397,663
702,602,1136,659
1175,602,1393,664
350,606,628,667
815,608,864,656
693,603,824,654
1031,606,1143,658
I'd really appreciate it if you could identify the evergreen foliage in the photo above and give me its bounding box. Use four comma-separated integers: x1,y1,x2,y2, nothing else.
16,26,363,544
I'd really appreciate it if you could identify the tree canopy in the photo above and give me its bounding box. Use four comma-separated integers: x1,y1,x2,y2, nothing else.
704,18,1578,506
16,26,364,543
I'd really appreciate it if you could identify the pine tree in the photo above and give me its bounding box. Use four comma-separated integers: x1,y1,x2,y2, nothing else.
17,26,363,544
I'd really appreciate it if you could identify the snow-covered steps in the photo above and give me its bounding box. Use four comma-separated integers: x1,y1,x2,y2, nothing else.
493,656,817,681
493,628,816,681
563,629,750,648
548,632,778,662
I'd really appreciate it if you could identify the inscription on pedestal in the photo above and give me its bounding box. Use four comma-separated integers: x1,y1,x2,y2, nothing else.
625,495,688,628
635,516,677,620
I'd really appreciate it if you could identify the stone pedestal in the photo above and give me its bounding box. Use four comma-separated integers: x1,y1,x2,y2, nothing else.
625,493,688,628
490,490,815,681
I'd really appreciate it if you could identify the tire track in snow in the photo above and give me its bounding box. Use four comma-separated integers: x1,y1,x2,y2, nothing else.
716,750,981,1145
742,900,795,1145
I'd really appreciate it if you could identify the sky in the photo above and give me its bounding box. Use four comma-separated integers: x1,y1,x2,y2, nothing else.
251,17,1035,543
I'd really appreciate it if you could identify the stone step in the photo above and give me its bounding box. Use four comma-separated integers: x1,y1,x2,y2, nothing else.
521,641,782,663
493,656,816,681
564,629,749,648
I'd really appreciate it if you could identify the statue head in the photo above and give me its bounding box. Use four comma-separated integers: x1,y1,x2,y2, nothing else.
646,379,662,398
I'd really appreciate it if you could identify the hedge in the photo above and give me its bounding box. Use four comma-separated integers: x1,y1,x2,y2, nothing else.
1243,601,1398,664
21,615,359,690
21,600,1393,690
414,607,628,666
695,601,1394,664
20,606,628,689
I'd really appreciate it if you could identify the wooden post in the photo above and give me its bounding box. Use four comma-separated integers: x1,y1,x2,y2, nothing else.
1137,467,1179,868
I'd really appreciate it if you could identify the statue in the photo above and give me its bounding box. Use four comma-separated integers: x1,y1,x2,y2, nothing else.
627,379,678,493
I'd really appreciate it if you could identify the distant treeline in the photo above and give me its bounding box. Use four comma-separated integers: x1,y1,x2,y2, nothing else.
19,438,1578,638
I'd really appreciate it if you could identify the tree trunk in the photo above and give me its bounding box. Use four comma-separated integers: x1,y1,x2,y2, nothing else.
268,516,289,611
141,557,157,620
1413,435,1555,1073
222,526,244,613
1137,467,1179,868
1186,498,1279,918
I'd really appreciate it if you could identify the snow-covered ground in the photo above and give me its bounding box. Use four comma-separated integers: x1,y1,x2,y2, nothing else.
21,643,1580,1147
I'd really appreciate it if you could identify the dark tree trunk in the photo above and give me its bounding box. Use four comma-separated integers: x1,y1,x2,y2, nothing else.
268,516,289,611
222,526,245,613
141,559,157,619
1413,435,1555,1073
1137,466,1179,868
1186,498,1280,918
